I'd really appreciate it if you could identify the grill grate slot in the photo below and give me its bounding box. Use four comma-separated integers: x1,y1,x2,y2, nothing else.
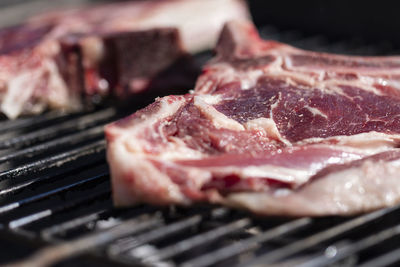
107,209,227,257
39,204,160,241
0,110,81,134
180,218,311,267
0,108,115,149
0,172,108,216
246,206,400,266
0,125,104,164
0,140,105,182
0,162,108,198
40,209,110,241
359,247,400,267
8,188,110,229
297,225,400,267
144,218,251,263
109,215,204,262
13,213,164,267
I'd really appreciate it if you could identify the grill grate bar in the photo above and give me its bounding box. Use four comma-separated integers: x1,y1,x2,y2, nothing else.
9,209,53,229
11,213,163,267
299,224,400,267
0,125,104,164
180,218,311,267
144,218,252,263
0,163,108,197
0,139,105,182
0,110,74,134
108,208,229,259
40,209,110,241
41,204,161,242
108,215,203,256
359,247,400,267
0,172,108,215
8,188,110,229
247,206,400,265
0,108,115,149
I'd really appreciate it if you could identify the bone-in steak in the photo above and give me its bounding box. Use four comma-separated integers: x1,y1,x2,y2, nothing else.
0,0,249,118
106,21,400,216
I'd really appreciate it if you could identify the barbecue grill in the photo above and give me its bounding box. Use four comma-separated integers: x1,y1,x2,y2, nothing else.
1,1,400,266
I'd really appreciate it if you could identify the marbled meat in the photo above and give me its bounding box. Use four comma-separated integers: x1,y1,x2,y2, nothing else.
106,21,400,216
0,0,250,118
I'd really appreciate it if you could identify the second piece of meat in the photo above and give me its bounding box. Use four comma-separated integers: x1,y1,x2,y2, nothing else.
0,0,250,118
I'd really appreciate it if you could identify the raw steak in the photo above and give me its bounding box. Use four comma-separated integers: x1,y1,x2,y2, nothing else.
0,0,250,118
106,21,400,216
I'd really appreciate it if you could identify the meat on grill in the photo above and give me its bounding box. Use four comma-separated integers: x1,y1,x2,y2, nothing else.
106,20,400,216
0,0,250,119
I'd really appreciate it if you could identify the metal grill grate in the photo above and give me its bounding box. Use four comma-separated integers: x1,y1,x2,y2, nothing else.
1,26,400,267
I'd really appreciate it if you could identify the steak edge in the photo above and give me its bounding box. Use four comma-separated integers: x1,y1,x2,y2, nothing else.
106,21,400,216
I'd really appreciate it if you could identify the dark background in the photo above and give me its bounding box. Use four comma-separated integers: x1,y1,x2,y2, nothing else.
248,0,400,47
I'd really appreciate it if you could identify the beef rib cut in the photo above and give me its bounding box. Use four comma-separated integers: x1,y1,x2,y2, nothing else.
0,0,250,118
106,21,400,216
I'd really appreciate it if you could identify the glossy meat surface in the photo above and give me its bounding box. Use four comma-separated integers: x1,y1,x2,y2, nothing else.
106,21,400,216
